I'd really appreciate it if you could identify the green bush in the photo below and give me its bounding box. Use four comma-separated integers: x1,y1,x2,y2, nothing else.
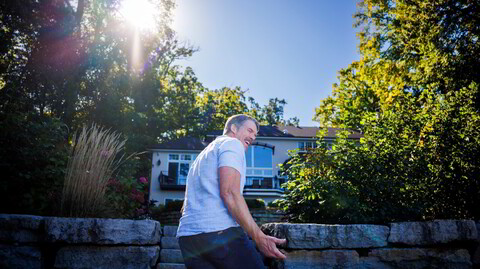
104,174,150,219
279,85,480,224
164,200,184,212
149,204,166,221
267,200,281,208
0,112,69,215
245,198,266,210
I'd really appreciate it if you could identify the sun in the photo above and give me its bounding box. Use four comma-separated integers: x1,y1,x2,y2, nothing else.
119,0,158,31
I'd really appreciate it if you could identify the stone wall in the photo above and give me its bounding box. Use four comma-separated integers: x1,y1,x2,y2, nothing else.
157,211,182,226
2,214,479,268
251,209,286,226
0,214,162,269
157,208,285,226
261,220,480,269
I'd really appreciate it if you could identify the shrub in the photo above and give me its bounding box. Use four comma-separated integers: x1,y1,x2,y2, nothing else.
149,203,166,221
164,200,184,212
267,200,281,208
0,112,69,215
104,173,150,219
279,85,480,224
245,199,265,210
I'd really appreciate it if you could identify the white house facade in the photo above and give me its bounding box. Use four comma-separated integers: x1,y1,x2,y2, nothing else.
148,126,362,205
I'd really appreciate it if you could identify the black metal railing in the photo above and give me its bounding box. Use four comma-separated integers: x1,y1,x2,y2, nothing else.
158,172,186,190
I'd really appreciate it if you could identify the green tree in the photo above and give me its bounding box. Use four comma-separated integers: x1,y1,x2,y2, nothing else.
0,0,196,214
0,0,301,216
281,0,480,223
247,97,299,126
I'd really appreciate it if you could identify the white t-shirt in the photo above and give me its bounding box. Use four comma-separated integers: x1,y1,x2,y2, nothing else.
176,135,246,237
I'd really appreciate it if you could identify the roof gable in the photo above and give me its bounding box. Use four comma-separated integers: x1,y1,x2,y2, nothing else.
149,126,362,151
207,126,362,139
149,137,209,150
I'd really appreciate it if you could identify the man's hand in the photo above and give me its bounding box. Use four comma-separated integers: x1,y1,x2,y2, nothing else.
254,233,287,259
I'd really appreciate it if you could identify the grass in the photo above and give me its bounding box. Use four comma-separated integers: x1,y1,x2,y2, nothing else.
60,124,128,217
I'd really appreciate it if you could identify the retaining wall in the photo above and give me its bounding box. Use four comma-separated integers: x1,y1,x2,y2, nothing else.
262,220,480,269
0,214,162,269
157,208,285,226
1,214,479,268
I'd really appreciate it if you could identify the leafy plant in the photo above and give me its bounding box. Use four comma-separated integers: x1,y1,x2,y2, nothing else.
245,198,266,210
0,112,69,215
105,173,150,219
164,200,184,212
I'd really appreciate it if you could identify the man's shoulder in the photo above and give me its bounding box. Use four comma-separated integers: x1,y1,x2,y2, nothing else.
215,136,243,150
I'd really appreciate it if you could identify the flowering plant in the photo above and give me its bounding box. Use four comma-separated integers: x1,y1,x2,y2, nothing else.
105,175,150,219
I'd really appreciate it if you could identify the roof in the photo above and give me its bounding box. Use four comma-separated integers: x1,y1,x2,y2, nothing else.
149,137,209,150
149,126,362,150
207,126,363,139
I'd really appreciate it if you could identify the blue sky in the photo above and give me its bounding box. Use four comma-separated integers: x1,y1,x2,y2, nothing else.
172,0,361,126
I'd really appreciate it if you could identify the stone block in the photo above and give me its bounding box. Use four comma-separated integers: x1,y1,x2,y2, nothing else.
163,226,178,237
272,250,360,269
473,244,480,266
388,219,477,246
364,248,472,269
162,236,180,249
476,221,480,241
160,249,184,263
157,263,186,269
262,223,389,249
0,244,42,269
45,217,161,244
473,222,480,266
0,214,44,243
54,245,160,269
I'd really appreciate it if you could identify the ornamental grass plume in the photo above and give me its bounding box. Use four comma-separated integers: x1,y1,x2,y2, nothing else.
61,124,129,217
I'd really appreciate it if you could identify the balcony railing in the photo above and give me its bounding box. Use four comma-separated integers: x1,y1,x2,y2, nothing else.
158,171,186,190
244,176,287,190
159,172,287,191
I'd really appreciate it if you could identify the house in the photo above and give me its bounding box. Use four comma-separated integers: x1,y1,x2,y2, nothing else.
148,126,362,205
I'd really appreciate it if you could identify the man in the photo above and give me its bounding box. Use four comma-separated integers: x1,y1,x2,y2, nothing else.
177,114,287,269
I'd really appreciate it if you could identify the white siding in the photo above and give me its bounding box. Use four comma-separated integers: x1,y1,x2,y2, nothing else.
149,151,200,205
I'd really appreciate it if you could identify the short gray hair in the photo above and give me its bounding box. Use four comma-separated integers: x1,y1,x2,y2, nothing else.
223,114,260,135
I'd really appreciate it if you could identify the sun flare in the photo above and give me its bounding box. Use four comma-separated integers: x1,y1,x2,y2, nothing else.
119,0,157,31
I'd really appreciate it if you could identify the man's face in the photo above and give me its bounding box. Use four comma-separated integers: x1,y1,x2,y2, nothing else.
232,120,258,151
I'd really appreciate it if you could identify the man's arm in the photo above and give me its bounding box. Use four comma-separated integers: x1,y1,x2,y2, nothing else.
219,166,286,259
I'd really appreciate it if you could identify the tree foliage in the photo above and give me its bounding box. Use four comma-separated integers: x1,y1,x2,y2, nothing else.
280,0,480,223
0,0,299,215
0,112,69,215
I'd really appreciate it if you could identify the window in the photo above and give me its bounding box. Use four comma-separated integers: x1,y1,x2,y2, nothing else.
245,146,274,189
246,177,273,189
245,146,273,177
298,141,317,151
168,154,196,185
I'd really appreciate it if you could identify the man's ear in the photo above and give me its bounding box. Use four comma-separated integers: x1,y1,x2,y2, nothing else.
231,124,237,134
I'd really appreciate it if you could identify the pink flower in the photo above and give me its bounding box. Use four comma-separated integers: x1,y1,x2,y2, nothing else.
139,177,148,184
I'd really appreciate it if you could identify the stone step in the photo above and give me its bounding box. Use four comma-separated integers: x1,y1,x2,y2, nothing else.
161,237,180,249
160,249,183,263
163,226,178,237
156,263,186,269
